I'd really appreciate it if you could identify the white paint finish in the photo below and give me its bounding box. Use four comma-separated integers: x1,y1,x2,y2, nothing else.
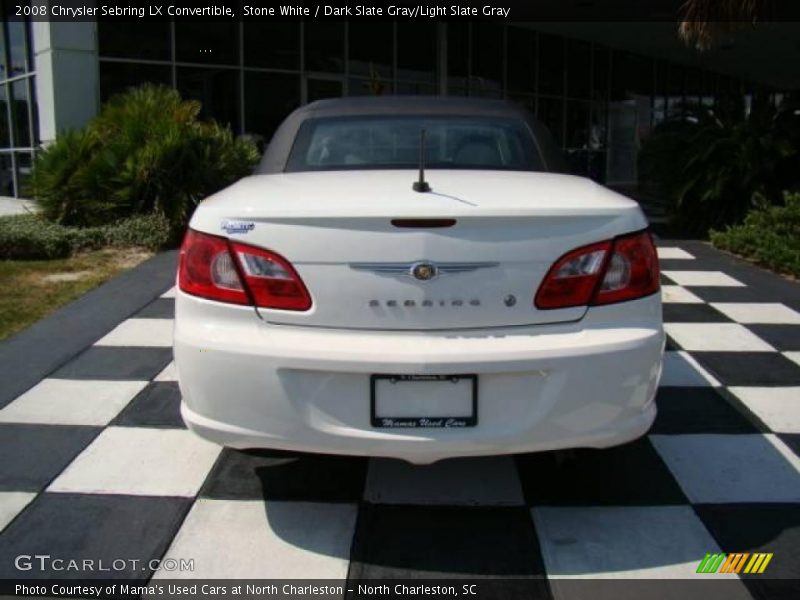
785,352,800,368
154,499,356,579
161,287,177,298
94,318,173,347
660,285,703,304
48,427,221,497
650,434,800,503
154,361,178,382
532,506,742,581
662,271,745,287
710,303,800,324
657,247,695,260
364,457,525,506
0,379,146,426
0,492,36,532
659,351,720,387
730,387,800,433
664,323,775,352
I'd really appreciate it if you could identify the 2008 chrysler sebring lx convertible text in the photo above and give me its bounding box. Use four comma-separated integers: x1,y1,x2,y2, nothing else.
174,97,664,464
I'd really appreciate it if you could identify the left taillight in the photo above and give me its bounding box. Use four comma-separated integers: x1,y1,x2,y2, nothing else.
534,230,659,309
178,229,312,311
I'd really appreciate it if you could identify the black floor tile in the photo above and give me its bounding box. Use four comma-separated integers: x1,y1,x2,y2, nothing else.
694,504,800,600
0,424,100,492
135,298,175,319
692,352,800,386
0,493,192,579
514,437,687,506
200,448,367,502
689,286,788,304
652,387,762,434
112,382,183,428
52,347,172,381
662,303,732,323
348,504,551,587
745,325,800,352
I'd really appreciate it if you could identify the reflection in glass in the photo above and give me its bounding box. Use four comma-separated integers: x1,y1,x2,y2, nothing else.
567,40,591,99
304,22,345,73
98,22,170,61
244,72,299,140
99,62,172,102
506,27,535,93
11,79,30,148
7,19,29,76
538,34,564,96
446,22,469,91
0,84,9,148
538,96,563,146
176,67,240,131
471,22,502,94
244,22,300,70
175,22,239,65
397,22,437,83
307,78,343,102
15,151,31,195
0,154,13,196
349,22,392,78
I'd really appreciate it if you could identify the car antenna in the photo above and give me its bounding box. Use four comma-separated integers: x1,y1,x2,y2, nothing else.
412,128,431,193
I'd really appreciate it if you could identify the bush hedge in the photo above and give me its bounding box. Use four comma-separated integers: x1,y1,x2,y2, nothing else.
29,85,259,232
0,213,172,260
710,192,800,278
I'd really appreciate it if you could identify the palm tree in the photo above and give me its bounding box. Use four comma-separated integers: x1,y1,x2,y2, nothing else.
678,0,758,50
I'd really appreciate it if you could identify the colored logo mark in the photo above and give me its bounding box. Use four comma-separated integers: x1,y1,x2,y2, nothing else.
697,552,773,574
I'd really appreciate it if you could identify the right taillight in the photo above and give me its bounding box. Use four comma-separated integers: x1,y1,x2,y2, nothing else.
178,229,312,311
535,230,659,309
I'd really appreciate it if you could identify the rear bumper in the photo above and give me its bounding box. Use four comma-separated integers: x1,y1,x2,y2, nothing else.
174,291,664,463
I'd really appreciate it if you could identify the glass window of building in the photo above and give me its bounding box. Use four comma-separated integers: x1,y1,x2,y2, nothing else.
538,96,564,146
176,67,240,131
446,22,469,94
567,39,591,99
397,22,437,84
244,22,300,70
506,27,536,93
10,78,30,147
244,72,300,140
611,51,653,100
592,45,609,101
0,84,9,148
470,22,503,95
7,17,29,77
304,21,345,73
99,62,172,102
538,34,565,96
307,78,343,102
349,21,392,79
175,22,239,66
98,21,171,61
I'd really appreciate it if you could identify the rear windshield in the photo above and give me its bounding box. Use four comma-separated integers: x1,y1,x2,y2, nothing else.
285,116,544,172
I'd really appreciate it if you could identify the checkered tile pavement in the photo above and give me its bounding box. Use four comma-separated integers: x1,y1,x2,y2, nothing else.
0,241,798,598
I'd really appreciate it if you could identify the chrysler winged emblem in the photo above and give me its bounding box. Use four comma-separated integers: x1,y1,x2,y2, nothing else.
350,260,498,282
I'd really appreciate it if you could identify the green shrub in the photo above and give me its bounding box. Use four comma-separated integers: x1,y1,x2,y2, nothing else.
29,84,260,231
0,213,172,260
640,94,800,236
710,191,800,277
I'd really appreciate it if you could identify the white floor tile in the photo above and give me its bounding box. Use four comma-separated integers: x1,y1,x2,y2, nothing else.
0,492,36,531
657,248,695,260
161,287,176,298
153,499,356,579
0,379,146,426
662,271,744,287
659,351,720,387
364,457,524,506
660,285,703,304
154,361,177,382
48,427,220,497
532,506,742,581
785,352,800,368
710,303,800,324
664,323,775,352
94,318,173,347
729,387,800,433
650,433,800,503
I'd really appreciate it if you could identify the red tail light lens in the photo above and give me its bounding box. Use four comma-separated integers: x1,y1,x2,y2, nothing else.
535,231,659,309
178,229,312,311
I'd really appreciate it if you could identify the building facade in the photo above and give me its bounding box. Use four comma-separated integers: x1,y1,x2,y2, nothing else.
0,14,778,197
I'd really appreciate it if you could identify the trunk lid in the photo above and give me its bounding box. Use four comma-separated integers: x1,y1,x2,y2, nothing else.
191,170,647,330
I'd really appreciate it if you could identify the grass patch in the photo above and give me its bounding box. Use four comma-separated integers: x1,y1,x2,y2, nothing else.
0,248,153,341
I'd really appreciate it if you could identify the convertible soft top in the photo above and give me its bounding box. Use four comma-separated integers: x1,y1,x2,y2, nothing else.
257,96,564,174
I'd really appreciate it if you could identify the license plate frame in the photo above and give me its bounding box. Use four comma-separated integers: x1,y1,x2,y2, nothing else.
370,374,478,428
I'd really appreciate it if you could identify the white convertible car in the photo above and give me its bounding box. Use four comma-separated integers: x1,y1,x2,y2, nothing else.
175,97,664,464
